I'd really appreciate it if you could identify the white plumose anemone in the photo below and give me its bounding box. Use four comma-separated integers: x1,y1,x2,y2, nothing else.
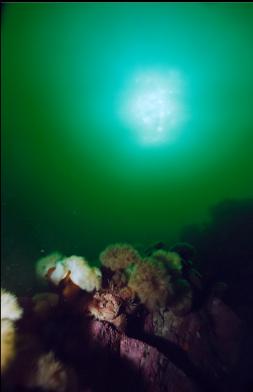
63,256,102,292
1,289,23,321
1,289,23,374
50,262,69,286
1,319,15,374
25,351,77,392
152,250,182,271
36,252,63,280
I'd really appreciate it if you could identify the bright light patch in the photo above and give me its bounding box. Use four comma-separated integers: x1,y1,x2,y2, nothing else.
122,70,184,145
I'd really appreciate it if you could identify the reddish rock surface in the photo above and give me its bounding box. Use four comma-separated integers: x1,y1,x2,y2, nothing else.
143,296,244,390
120,335,198,392
8,295,248,392
75,319,199,392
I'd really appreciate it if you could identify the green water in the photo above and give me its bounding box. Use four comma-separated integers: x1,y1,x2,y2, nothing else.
2,3,253,293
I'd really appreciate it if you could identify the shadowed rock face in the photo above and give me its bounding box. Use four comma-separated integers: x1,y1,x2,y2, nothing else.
47,300,244,391
143,297,245,391
120,335,199,392
3,292,248,392
81,319,199,392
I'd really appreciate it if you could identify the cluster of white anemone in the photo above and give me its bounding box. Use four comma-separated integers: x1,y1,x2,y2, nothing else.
1,289,23,374
36,253,101,292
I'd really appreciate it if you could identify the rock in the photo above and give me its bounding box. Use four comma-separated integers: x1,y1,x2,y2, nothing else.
12,294,247,391
71,318,199,391
143,297,244,390
206,297,243,368
120,335,199,392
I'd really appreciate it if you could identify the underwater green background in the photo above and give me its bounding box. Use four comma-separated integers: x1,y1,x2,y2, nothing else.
2,3,253,293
